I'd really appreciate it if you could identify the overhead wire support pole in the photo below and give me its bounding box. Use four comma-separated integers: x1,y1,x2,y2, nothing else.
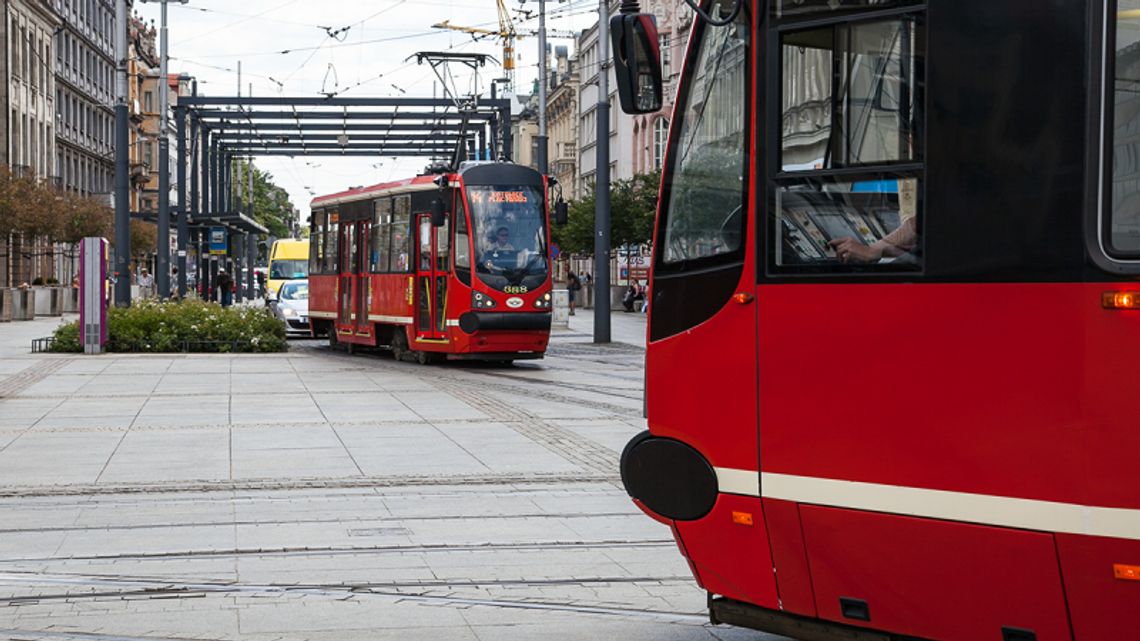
140,0,188,298
188,111,200,298
594,0,612,343
536,0,548,174
176,105,187,297
113,0,130,307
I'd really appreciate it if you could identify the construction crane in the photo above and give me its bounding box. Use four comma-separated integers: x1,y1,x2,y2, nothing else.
433,0,518,90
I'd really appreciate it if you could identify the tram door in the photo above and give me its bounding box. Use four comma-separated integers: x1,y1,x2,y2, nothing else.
336,222,354,333
336,221,372,339
414,213,448,341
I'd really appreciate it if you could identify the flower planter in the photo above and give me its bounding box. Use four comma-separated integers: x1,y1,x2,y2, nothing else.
11,289,35,321
33,287,64,316
62,288,80,313
0,289,12,322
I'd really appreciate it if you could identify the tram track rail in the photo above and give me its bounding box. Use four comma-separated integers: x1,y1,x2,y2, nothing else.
0,511,648,536
0,538,675,565
0,572,707,624
0,471,620,498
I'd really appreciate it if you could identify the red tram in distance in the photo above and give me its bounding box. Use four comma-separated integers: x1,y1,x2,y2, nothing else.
307,162,556,363
613,1,1140,640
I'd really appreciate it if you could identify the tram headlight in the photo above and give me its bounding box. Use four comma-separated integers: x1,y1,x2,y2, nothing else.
472,291,497,309
534,292,552,309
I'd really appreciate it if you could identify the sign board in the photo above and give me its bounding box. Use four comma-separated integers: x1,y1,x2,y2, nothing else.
209,227,228,255
618,253,651,283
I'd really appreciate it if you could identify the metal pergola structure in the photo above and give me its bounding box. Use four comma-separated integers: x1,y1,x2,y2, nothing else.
156,94,513,301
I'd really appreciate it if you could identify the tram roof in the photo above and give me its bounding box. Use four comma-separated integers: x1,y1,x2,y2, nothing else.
309,174,443,209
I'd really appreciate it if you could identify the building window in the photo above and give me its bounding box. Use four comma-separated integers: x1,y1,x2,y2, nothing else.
144,90,154,113
660,33,671,78
653,118,669,169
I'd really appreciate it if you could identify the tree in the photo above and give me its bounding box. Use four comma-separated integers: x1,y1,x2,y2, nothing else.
552,172,660,255
231,161,297,238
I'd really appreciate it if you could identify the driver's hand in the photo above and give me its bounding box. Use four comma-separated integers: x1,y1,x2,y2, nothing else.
829,237,880,264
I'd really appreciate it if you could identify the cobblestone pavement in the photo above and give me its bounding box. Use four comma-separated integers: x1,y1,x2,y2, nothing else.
0,314,783,641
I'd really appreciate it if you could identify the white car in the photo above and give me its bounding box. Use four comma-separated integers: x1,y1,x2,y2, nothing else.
269,280,310,336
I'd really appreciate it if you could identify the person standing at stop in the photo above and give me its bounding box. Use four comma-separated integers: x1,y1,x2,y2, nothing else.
216,270,234,308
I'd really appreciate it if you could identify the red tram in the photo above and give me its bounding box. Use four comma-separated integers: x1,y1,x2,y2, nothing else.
613,1,1140,640
308,162,556,363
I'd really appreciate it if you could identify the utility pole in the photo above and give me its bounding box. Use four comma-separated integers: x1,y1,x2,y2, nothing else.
113,0,130,307
593,0,612,343
141,0,188,298
536,0,548,174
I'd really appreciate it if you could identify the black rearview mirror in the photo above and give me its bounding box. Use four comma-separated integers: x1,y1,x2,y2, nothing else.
430,198,447,227
553,199,568,226
611,13,663,115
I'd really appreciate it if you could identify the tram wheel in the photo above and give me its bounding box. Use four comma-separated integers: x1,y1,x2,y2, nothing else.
327,329,339,350
416,350,441,365
390,329,411,362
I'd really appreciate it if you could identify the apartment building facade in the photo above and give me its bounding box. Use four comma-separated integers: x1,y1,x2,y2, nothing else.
52,0,115,199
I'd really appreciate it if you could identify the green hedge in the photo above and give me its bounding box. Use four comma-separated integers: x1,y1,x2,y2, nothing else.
50,299,287,353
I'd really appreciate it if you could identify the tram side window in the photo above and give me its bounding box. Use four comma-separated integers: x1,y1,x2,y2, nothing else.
310,210,326,274
772,0,923,21
371,198,392,273
325,214,339,274
1110,2,1140,256
454,191,471,270
659,0,750,266
780,17,923,170
773,13,924,274
391,195,411,272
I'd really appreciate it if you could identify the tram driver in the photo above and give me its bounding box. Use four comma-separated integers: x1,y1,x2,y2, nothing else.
481,226,517,271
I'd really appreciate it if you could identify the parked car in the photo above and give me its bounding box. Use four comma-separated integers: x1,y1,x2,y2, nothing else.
269,280,309,336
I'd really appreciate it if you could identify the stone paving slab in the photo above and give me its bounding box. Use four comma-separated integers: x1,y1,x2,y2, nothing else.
0,313,792,641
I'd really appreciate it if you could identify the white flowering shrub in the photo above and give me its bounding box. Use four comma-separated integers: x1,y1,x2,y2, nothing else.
50,299,287,353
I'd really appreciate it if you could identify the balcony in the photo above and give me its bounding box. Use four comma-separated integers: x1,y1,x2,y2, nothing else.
558,142,577,161
129,162,151,185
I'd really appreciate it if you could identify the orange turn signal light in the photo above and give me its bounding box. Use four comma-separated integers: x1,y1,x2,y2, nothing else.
1103,292,1140,310
1114,564,1140,581
733,293,755,305
731,511,754,526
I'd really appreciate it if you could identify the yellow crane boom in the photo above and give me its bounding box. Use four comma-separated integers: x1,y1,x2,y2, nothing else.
432,0,518,89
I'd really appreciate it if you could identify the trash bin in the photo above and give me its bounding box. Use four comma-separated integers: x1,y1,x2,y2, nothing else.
552,289,570,328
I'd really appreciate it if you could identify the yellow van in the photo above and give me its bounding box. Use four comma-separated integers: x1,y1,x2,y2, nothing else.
266,239,310,301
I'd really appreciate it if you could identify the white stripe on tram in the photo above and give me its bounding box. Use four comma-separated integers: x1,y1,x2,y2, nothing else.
713,467,1140,541
367,315,414,324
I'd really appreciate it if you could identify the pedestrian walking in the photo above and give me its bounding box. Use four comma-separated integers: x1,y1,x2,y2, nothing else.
567,272,581,316
138,268,155,299
216,270,234,308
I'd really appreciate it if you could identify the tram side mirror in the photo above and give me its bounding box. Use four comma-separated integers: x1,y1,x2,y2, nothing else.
611,13,663,115
553,199,568,226
430,198,447,227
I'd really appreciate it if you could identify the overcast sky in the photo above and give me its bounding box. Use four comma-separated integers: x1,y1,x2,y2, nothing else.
132,0,597,223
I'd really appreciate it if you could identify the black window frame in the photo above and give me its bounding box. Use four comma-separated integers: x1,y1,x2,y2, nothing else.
764,4,928,280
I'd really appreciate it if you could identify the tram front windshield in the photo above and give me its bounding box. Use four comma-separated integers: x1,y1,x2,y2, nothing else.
467,185,549,290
